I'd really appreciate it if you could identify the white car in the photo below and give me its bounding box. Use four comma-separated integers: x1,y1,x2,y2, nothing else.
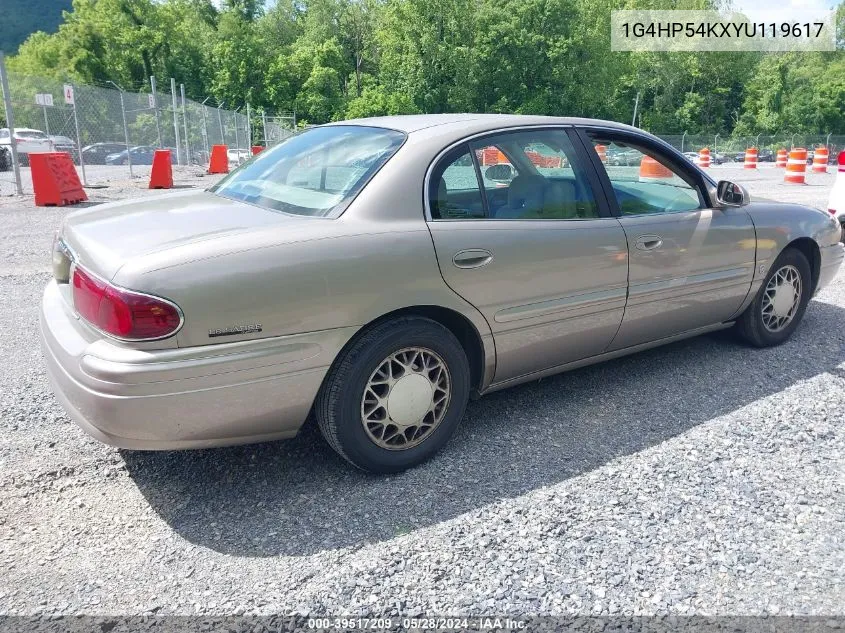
829,150,845,238
0,127,54,165
227,148,251,166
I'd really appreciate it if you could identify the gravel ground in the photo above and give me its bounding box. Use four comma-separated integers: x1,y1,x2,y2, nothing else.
1,165,844,625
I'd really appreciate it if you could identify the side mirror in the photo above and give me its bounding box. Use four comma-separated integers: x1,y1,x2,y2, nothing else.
485,164,514,182
716,180,750,207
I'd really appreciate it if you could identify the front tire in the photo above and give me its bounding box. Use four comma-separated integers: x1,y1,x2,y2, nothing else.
316,317,470,473
736,247,812,347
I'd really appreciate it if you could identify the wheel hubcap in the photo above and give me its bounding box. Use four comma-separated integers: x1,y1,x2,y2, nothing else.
361,347,451,450
761,264,802,332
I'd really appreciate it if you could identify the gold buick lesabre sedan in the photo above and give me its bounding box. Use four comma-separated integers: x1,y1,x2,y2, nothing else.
41,114,844,472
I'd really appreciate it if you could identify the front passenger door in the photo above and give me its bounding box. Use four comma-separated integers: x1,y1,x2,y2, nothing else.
583,131,756,350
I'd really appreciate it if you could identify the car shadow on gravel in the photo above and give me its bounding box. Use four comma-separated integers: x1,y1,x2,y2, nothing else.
122,299,845,558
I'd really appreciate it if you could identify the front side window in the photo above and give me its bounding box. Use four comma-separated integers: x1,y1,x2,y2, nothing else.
588,135,703,215
213,125,406,217
430,129,599,220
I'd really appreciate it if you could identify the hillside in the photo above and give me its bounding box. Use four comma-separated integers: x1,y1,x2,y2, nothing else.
0,0,72,54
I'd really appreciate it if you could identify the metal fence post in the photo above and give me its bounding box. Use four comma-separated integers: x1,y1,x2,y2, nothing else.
109,81,133,179
170,78,182,165
0,51,23,195
217,104,225,146
69,83,88,186
234,107,240,159
262,112,267,146
200,99,210,161
42,104,50,136
246,103,252,148
150,76,163,149
180,84,190,165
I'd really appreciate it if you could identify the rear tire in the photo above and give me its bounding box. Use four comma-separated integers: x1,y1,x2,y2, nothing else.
316,317,470,473
735,247,812,347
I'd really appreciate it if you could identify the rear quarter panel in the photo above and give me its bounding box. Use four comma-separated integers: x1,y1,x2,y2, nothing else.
111,217,494,373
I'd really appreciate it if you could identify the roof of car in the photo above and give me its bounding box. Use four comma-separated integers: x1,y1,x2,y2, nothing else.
324,113,640,135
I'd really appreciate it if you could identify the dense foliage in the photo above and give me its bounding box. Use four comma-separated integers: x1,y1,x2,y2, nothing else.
6,0,845,133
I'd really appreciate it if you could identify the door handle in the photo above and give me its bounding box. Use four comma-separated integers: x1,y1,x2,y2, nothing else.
453,249,493,269
635,235,663,251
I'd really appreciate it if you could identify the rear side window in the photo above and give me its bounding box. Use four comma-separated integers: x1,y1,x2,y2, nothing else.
430,129,599,220
213,125,406,218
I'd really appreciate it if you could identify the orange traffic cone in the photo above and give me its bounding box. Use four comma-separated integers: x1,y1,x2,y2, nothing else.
595,144,608,164
784,148,808,184
775,149,787,168
696,148,711,168
812,146,829,173
743,147,758,169
208,144,229,174
639,155,674,181
148,150,173,189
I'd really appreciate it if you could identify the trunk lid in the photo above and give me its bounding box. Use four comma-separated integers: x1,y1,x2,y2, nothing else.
60,189,313,280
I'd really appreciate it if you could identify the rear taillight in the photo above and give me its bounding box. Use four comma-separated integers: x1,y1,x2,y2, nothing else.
72,266,182,340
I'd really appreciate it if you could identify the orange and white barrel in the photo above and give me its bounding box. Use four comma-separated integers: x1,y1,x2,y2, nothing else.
812,146,829,173
775,148,788,168
784,148,808,184
595,144,608,164
639,155,674,182
743,147,758,169
696,147,711,168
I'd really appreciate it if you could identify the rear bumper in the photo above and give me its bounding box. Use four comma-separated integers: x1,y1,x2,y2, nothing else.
40,280,355,450
816,242,845,293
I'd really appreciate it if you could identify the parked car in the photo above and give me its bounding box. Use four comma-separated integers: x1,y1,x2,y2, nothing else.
81,143,129,165
41,115,844,473
227,148,251,165
0,127,54,165
105,145,156,165
681,151,725,165
606,148,640,166
49,135,79,163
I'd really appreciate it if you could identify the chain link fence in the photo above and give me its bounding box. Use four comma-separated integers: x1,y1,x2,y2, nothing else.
2,63,843,197
0,62,297,196
660,134,845,163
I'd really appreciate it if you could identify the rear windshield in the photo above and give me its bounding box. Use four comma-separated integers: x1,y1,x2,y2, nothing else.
17,130,48,139
211,125,406,217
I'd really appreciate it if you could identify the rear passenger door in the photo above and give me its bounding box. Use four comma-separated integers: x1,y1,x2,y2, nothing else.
426,127,630,385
